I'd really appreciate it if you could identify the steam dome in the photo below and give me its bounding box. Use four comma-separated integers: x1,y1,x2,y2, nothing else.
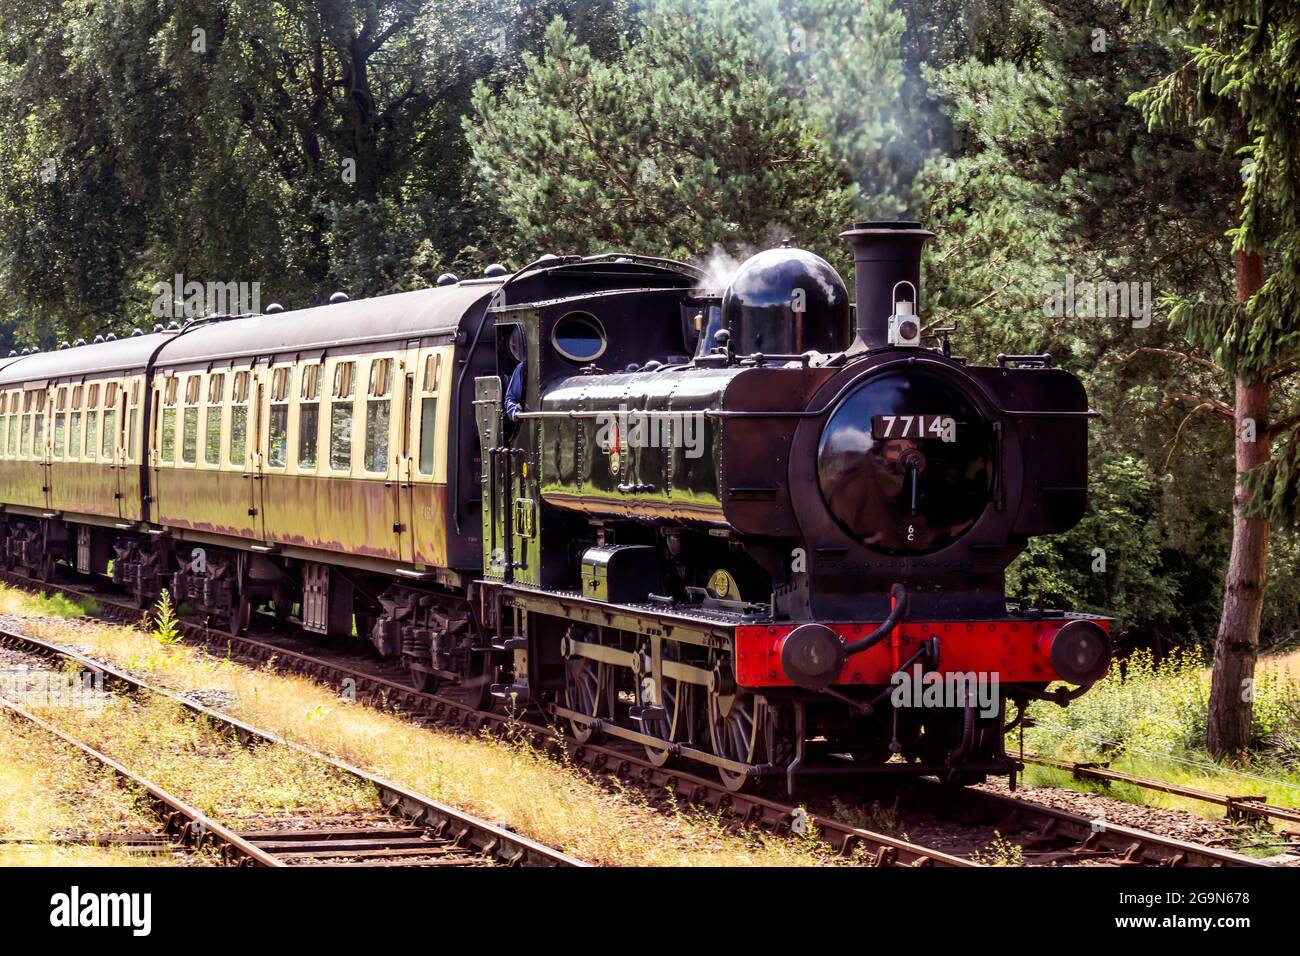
720,245,850,356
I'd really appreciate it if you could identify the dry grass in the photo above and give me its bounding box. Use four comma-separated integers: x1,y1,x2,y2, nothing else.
10,596,833,866
0,707,165,866
29,692,380,821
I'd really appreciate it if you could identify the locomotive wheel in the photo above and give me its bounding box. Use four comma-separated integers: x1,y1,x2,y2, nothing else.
707,691,765,791
564,656,613,744
641,649,698,767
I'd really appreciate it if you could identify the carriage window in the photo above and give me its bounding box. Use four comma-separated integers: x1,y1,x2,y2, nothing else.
178,376,197,463
160,408,175,462
205,373,224,465
268,403,288,467
364,358,391,472
297,364,320,469
333,361,354,400
204,406,222,464
53,388,67,457
301,364,320,402
103,383,118,459
85,385,99,460
68,386,82,459
158,377,175,462
125,382,139,464
419,398,438,475
229,370,249,466
32,391,45,456
423,353,441,392
298,402,319,469
329,403,352,470
182,407,198,463
329,361,355,471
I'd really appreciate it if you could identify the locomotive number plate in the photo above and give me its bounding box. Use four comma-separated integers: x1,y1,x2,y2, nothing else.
872,414,956,442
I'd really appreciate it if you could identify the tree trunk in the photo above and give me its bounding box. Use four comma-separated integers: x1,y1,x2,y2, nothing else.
1206,248,1267,760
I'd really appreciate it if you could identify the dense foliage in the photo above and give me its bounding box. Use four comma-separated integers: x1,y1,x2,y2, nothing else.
1,0,1298,675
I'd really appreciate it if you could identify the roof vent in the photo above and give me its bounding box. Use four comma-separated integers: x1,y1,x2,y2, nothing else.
436,273,458,287
94,335,104,343
483,263,508,277
106,333,117,341
75,339,86,347
131,328,143,337
58,341,69,350
329,291,349,304
167,323,180,332
7,350,15,357
266,303,285,314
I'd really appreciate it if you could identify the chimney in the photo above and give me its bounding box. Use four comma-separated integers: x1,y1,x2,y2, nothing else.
839,220,934,350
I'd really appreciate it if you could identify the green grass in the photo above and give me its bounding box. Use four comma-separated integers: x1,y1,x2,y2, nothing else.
1021,649,1300,818
0,588,99,618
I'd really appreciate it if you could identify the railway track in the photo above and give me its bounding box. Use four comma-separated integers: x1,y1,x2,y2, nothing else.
0,570,1276,867
1018,751,1300,829
0,627,581,868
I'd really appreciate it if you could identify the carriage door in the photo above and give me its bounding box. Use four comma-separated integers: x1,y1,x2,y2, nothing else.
109,378,128,519
39,385,52,511
248,361,268,541
396,340,421,564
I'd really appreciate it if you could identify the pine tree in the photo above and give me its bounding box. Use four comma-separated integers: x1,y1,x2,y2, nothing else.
465,0,911,264
1127,0,1300,758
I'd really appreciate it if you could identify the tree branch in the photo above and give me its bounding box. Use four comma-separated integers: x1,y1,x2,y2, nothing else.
1118,346,1225,376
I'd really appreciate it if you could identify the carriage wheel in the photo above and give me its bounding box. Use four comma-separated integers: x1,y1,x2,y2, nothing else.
707,691,766,791
564,655,613,743
446,651,496,712
224,593,252,636
407,660,439,694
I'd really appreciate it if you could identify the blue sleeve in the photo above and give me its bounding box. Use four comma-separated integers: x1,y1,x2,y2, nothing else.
505,363,524,422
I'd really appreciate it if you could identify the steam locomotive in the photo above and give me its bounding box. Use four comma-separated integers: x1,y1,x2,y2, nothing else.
0,220,1110,791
